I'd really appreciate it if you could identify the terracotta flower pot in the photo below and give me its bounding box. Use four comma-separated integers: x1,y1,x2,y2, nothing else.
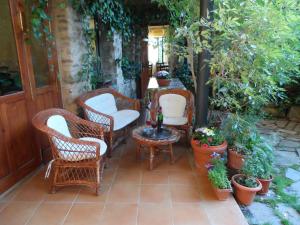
231,174,262,206
258,176,273,195
157,79,171,87
212,186,232,201
228,149,245,170
191,139,227,173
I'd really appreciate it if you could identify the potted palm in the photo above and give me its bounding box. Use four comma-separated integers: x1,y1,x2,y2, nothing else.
191,127,227,172
242,141,274,195
208,157,232,201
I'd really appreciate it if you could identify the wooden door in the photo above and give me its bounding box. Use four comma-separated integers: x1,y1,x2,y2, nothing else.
0,0,61,193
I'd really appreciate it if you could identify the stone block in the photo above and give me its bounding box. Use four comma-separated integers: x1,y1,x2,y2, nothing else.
285,168,300,181
276,204,300,225
279,140,300,148
275,151,300,167
247,202,281,225
288,106,300,122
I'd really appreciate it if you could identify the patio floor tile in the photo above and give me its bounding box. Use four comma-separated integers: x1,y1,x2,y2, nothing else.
27,203,71,225
63,203,104,225
0,137,249,225
107,184,140,203
138,204,173,225
0,202,39,225
140,184,171,204
99,203,138,225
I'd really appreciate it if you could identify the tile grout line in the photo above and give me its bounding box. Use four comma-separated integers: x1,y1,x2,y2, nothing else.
23,197,45,225
98,157,119,223
60,188,80,225
168,167,175,225
136,169,142,225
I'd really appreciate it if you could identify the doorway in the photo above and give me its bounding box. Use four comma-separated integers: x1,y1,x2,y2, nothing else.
0,0,61,193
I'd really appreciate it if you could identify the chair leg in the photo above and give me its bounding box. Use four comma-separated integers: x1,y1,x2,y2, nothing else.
50,167,58,194
169,144,175,164
107,136,113,158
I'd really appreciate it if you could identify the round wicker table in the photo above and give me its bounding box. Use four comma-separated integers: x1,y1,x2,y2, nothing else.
132,126,180,170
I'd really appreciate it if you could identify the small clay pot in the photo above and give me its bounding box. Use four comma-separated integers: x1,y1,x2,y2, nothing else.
157,79,171,87
228,149,245,170
191,139,227,174
212,186,232,201
231,174,262,206
258,176,273,195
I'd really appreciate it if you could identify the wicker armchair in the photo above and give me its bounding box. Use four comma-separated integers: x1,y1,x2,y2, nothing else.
151,89,194,144
77,88,141,157
32,108,107,195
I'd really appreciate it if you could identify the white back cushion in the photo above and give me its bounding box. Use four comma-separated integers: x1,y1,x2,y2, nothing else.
47,115,72,137
159,94,186,118
85,93,117,115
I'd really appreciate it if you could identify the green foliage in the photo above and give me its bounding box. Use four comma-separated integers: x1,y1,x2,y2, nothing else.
208,158,231,189
206,0,300,114
173,62,194,93
221,114,260,153
193,127,225,146
235,175,258,188
29,0,53,41
30,0,133,88
118,57,141,81
242,140,274,179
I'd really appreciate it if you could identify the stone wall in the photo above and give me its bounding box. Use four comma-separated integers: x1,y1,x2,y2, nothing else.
52,3,90,112
52,5,137,112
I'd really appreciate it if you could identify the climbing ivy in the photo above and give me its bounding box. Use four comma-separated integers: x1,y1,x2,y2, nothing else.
30,0,133,89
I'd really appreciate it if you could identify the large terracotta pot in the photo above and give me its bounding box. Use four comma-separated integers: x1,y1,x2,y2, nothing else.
191,139,227,173
258,176,273,195
232,174,262,206
157,79,171,87
228,149,245,170
212,186,232,201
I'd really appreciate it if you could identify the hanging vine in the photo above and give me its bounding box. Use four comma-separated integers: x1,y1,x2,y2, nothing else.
30,0,133,89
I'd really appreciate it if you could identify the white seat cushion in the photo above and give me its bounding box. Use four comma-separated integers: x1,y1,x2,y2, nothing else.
52,136,107,161
47,115,72,137
159,94,186,117
163,116,188,126
111,109,140,131
85,93,118,115
79,137,107,156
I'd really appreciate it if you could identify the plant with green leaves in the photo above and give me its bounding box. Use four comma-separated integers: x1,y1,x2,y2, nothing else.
242,140,274,180
221,113,260,154
208,157,231,189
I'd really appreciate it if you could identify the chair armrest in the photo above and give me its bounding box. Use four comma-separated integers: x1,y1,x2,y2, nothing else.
81,105,114,132
114,92,140,111
69,116,106,140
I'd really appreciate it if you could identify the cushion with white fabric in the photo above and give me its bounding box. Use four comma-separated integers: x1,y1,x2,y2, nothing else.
47,115,72,137
85,93,118,115
111,109,140,131
159,94,186,118
51,136,107,161
163,116,188,126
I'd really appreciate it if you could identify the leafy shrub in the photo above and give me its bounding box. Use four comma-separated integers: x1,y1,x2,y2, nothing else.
208,158,231,189
242,140,274,180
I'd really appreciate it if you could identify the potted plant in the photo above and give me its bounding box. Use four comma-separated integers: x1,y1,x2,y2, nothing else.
155,70,171,87
231,174,262,205
191,127,227,172
221,114,259,170
208,157,232,201
242,141,274,195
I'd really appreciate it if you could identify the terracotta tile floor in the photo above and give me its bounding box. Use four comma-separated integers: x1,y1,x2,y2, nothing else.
0,139,249,225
